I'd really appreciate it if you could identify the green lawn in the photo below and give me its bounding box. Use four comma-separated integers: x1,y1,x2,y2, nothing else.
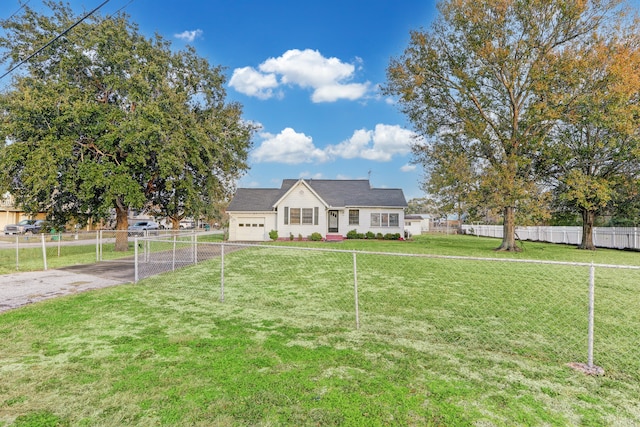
1,234,639,426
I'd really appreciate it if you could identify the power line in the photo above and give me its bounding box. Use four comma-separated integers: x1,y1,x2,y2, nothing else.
0,0,33,64
5,0,31,21
0,0,112,81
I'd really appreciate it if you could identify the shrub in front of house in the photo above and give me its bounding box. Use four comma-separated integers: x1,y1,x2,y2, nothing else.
376,233,384,239
310,232,323,241
347,230,366,239
269,230,278,241
383,233,402,240
365,231,375,239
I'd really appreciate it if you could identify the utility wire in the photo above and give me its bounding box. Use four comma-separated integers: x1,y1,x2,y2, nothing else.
0,0,112,81
0,0,33,64
5,0,31,21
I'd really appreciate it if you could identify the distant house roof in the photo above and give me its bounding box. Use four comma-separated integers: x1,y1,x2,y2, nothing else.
405,214,426,220
227,179,407,212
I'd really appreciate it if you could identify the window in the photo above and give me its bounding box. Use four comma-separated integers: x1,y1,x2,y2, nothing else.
290,208,301,224
285,206,318,225
371,212,400,227
302,208,313,224
349,209,359,225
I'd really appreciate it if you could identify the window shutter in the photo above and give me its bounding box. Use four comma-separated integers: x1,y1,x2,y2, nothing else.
314,207,319,225
284,207,289,225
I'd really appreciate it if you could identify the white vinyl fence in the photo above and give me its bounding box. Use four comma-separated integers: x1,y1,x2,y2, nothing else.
462,225,640,250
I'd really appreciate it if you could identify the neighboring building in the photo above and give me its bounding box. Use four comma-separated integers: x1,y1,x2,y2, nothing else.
226,179,408,241
404,214,430,236
1,193,46,231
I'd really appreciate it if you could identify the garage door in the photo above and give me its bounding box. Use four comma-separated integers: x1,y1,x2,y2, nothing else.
236,217,265,241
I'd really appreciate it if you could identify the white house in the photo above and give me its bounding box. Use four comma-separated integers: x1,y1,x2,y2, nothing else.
226,179,408,241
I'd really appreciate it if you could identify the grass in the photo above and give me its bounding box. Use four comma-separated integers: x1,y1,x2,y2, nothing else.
1,234,639,426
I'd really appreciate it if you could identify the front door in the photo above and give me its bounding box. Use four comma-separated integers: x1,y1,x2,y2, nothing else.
328,210,339,233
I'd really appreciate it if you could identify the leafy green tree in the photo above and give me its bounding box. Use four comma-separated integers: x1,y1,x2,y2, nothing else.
414,134,479,228
385,0,622,251
544,33,640,249
405,197,435,215
0,2,254,250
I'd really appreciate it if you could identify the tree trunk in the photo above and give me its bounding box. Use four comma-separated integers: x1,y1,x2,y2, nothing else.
496,206,520,252
114,203,129,252
170,216,181,231
579,209,597,250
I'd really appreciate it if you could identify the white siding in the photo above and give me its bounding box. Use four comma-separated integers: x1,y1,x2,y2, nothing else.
228,212,276,241
277,183,326,238
341,207,405,236
405,219,423,237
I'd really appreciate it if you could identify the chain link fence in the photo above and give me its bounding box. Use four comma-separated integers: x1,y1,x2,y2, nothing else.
0,230,204,272
135,237,640,381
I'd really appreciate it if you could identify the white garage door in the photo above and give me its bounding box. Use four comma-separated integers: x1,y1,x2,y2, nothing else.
236,217,265,241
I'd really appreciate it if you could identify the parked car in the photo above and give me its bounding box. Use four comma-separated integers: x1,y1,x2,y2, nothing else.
127,220,160,236
179,220,195,229
4,219,45,235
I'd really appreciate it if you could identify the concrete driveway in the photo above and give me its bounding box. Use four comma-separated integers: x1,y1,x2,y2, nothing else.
0,261,134,313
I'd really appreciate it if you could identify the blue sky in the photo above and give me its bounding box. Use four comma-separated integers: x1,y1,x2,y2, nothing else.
3,1,637,202
0,0,438,200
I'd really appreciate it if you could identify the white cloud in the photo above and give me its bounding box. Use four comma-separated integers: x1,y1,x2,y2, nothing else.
326,124,416,162
261,49,353,87
326,129,371,159
252,128,329,164
252,124,419,165
299,171,324,179
174,29,203,43
400,163,417,172
229,49,370,102
229,67,280,100
311,83,369,103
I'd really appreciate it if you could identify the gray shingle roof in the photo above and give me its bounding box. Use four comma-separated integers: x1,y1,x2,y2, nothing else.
227,179,407,212
226,188,284,211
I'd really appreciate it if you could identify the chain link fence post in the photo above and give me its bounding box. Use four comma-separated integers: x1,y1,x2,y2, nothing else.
193,233,198,265
134,236,139,283
353,251,360,330
172,235,177,271
588,262,596,368
40,233,47,271
220,243,225,302
15,235,19,271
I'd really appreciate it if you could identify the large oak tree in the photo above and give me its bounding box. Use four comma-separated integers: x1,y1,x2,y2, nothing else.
385,0,623,251
544,31,640,249
0,1,254,250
